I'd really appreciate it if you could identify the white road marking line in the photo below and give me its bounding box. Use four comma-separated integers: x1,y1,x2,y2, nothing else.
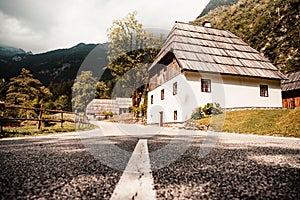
110,139,156,200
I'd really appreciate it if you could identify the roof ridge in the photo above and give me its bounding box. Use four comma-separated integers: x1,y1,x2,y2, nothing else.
174,21,236,35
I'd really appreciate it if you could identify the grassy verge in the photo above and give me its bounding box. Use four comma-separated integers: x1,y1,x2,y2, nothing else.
198,108,300,138
0,122,96,138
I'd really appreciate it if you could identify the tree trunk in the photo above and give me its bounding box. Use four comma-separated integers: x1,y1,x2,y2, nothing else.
132,88,137,107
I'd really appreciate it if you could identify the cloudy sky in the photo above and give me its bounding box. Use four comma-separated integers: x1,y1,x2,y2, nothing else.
0,0,210,53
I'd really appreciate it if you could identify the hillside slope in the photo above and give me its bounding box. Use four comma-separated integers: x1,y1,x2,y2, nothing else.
194,0,300,73
198,0,239,18
198,108,300,137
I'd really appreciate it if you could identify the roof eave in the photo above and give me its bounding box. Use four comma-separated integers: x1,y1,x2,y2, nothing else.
181,68,285,80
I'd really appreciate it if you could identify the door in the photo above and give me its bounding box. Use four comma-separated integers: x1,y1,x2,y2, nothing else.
159,111,163,127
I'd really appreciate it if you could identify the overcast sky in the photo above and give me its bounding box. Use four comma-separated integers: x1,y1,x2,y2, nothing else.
0,0,210,53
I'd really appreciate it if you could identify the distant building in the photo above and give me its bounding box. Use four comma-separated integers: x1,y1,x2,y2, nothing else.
282,71,300,109
86,98,132,119
147,22,285,125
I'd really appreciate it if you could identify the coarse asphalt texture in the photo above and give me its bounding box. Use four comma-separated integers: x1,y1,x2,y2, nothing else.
0,122,299,199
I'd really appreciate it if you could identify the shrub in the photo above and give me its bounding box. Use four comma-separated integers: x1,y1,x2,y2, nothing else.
191,107,204,120
191,103,223,120
102,111,113,119
108,111,114,117
202,103,223,115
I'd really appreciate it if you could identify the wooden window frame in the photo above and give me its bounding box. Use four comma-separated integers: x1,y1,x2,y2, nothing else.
161,89,164,100
201,79,211,93
174,110,177,121
173,82,177,95
260,85,269,97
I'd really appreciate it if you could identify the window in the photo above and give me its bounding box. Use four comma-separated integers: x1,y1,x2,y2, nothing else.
173,82,177,95
201,79,211,93
161,89,164,100
174,110,177,121
151,95,153,104
260,85,268,97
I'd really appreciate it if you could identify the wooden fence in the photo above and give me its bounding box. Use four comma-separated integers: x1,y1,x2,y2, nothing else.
0,102,88,133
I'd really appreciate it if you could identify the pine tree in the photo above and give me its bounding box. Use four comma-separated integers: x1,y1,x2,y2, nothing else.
6,68,52,117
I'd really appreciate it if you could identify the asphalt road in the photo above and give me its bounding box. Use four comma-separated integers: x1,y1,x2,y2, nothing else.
0,122,299,199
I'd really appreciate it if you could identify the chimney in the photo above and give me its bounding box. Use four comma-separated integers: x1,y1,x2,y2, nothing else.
202,21,212,28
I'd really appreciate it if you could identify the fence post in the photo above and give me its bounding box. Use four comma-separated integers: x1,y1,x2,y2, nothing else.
0,102,5,133
0,120,2,133
37,104,43,130
74,110,78,130
60,111,63,128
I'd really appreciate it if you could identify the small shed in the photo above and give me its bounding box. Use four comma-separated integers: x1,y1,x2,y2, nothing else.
86,98,132,119
282,71,300,108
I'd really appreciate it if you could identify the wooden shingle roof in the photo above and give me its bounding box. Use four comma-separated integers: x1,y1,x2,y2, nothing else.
282,71,300,91
150,22,285,80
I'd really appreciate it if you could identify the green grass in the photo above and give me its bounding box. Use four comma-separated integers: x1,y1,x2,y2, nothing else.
0,122,96,138
198,108,300,138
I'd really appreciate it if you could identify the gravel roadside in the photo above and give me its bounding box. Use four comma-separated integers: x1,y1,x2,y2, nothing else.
149,133,300,199
0,134,137,199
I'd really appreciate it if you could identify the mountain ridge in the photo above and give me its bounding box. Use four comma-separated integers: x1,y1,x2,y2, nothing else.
0,43,109,86
0,45,30,57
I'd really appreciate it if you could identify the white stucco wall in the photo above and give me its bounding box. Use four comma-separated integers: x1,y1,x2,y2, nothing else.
147,72,282,124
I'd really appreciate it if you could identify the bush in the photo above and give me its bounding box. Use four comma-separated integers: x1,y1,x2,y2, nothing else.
102,111,113,119
108,111,114,117
202,103,223,115
191,107,204,120
191,103,223,120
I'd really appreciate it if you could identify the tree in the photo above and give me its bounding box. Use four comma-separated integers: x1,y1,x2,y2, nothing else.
72,71,97,112
107,11,162,108
49,80,73,110
95,81,109,99
107,11,161,65
0,78,7,101
6,68,52,117
54,95,70,110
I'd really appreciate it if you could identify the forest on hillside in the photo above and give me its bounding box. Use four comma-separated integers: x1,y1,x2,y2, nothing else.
194,0,300,73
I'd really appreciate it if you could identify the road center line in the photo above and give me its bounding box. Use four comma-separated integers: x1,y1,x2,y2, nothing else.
110,139,156,200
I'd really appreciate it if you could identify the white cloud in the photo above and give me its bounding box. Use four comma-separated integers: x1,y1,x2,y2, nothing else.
0,0,209,53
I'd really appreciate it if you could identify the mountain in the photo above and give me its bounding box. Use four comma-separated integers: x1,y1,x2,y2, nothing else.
194,0,300,73
0,45,30,57
198,0,239,18
0,43,110,86
145,28,170,39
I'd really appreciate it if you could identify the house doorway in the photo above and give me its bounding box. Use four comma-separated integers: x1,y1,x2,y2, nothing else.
159,111,163,127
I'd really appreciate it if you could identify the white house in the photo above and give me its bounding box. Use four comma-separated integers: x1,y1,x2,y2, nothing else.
86,98,132,119
147,22,285,125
